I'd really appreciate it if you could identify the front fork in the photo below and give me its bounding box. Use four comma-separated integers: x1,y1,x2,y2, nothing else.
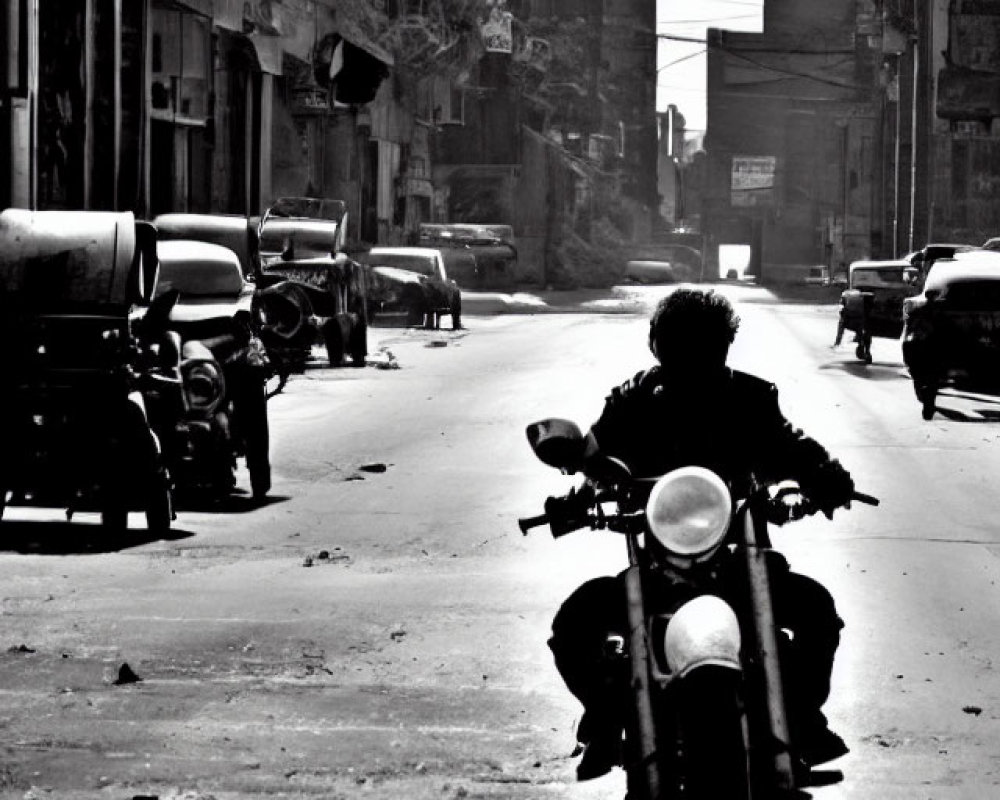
623,532,661,798
741,504,797,792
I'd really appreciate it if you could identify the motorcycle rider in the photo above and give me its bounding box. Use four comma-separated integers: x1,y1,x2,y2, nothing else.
548,288,857,780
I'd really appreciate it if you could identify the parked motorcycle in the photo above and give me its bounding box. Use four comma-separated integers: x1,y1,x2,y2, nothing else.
519,418,877,799
0,209,174,534
143,239,271,501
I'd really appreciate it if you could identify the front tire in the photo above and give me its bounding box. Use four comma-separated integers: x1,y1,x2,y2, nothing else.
671,666,751,800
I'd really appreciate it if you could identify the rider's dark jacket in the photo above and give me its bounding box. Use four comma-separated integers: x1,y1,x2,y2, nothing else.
589,366,845,501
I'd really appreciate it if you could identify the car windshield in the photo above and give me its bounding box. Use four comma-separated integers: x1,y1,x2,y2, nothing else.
370,253,437,276
420,224,512,245
852,268,905,286
156,261,243,297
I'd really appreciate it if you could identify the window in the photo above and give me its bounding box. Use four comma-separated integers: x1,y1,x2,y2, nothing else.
429,77,464,125
150,5,211,122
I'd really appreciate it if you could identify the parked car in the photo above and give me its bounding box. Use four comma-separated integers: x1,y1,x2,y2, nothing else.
902,250,1000,419
835,259,921,362
358,246,462,330
0,209,173,534
417,223,517,290
905,242,980,284
154,213,260,279
258,197,348,266
257,253,370,371
145,239,272,500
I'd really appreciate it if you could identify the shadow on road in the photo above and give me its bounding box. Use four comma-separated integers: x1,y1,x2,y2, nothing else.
932,405,1000,423
0,519,195,555
175,493,291,514
819,360,908,381
941,391,1000,406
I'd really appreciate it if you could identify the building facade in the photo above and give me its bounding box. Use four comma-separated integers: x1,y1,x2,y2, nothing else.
702,0,883,281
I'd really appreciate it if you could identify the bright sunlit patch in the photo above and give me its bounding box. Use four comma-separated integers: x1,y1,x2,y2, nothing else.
719,244,751,280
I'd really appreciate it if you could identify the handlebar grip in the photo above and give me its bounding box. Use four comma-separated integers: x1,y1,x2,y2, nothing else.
518,514,550,535
851,491,879,506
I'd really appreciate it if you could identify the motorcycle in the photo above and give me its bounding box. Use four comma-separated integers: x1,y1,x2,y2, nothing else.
518,418,878,799
141,239,272,502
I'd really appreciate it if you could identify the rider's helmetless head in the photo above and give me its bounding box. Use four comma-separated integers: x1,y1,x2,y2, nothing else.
648,289,741,378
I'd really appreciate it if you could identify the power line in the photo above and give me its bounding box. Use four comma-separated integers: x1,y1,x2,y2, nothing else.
657,48,707,72
719,46,859,89
658,15,758,25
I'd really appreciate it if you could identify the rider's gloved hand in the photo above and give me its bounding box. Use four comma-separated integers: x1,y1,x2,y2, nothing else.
767,487,810,525
802,460,855,519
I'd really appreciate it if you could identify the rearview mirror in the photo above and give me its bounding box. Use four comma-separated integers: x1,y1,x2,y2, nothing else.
526,418,585,471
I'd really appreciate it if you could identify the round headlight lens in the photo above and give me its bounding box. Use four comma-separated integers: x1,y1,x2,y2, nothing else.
646,467,732,560
182,359,225,416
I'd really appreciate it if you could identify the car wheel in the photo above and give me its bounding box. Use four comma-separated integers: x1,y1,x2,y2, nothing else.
260,284,313,343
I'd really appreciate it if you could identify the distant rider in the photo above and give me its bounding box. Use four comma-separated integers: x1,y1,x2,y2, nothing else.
548,288,856,780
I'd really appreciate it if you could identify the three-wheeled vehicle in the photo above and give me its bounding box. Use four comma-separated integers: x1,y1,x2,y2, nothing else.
835,259,921,363
0,209,174,534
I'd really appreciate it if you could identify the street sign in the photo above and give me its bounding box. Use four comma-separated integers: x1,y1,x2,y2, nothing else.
731,155,776,207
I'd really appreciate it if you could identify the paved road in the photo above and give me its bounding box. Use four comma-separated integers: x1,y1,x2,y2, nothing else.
1,286,999,799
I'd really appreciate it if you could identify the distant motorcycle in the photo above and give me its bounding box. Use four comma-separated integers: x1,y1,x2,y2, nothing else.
519,418,877,799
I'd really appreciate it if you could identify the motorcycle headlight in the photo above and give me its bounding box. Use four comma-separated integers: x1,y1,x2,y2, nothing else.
664,595,742,677
182,359,225,416
646,467,732,564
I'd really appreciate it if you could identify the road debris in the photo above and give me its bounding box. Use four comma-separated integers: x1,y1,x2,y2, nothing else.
963,705,983,716
369,347,400,370
114,663,142,685
359,462,388,473
7,644,35,653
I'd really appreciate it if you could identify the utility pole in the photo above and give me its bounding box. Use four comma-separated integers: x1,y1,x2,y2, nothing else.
908,27,918,254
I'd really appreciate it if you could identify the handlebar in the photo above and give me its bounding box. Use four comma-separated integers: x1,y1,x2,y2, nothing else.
851,491,879,506
520,487,880,538
518,513,550,534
